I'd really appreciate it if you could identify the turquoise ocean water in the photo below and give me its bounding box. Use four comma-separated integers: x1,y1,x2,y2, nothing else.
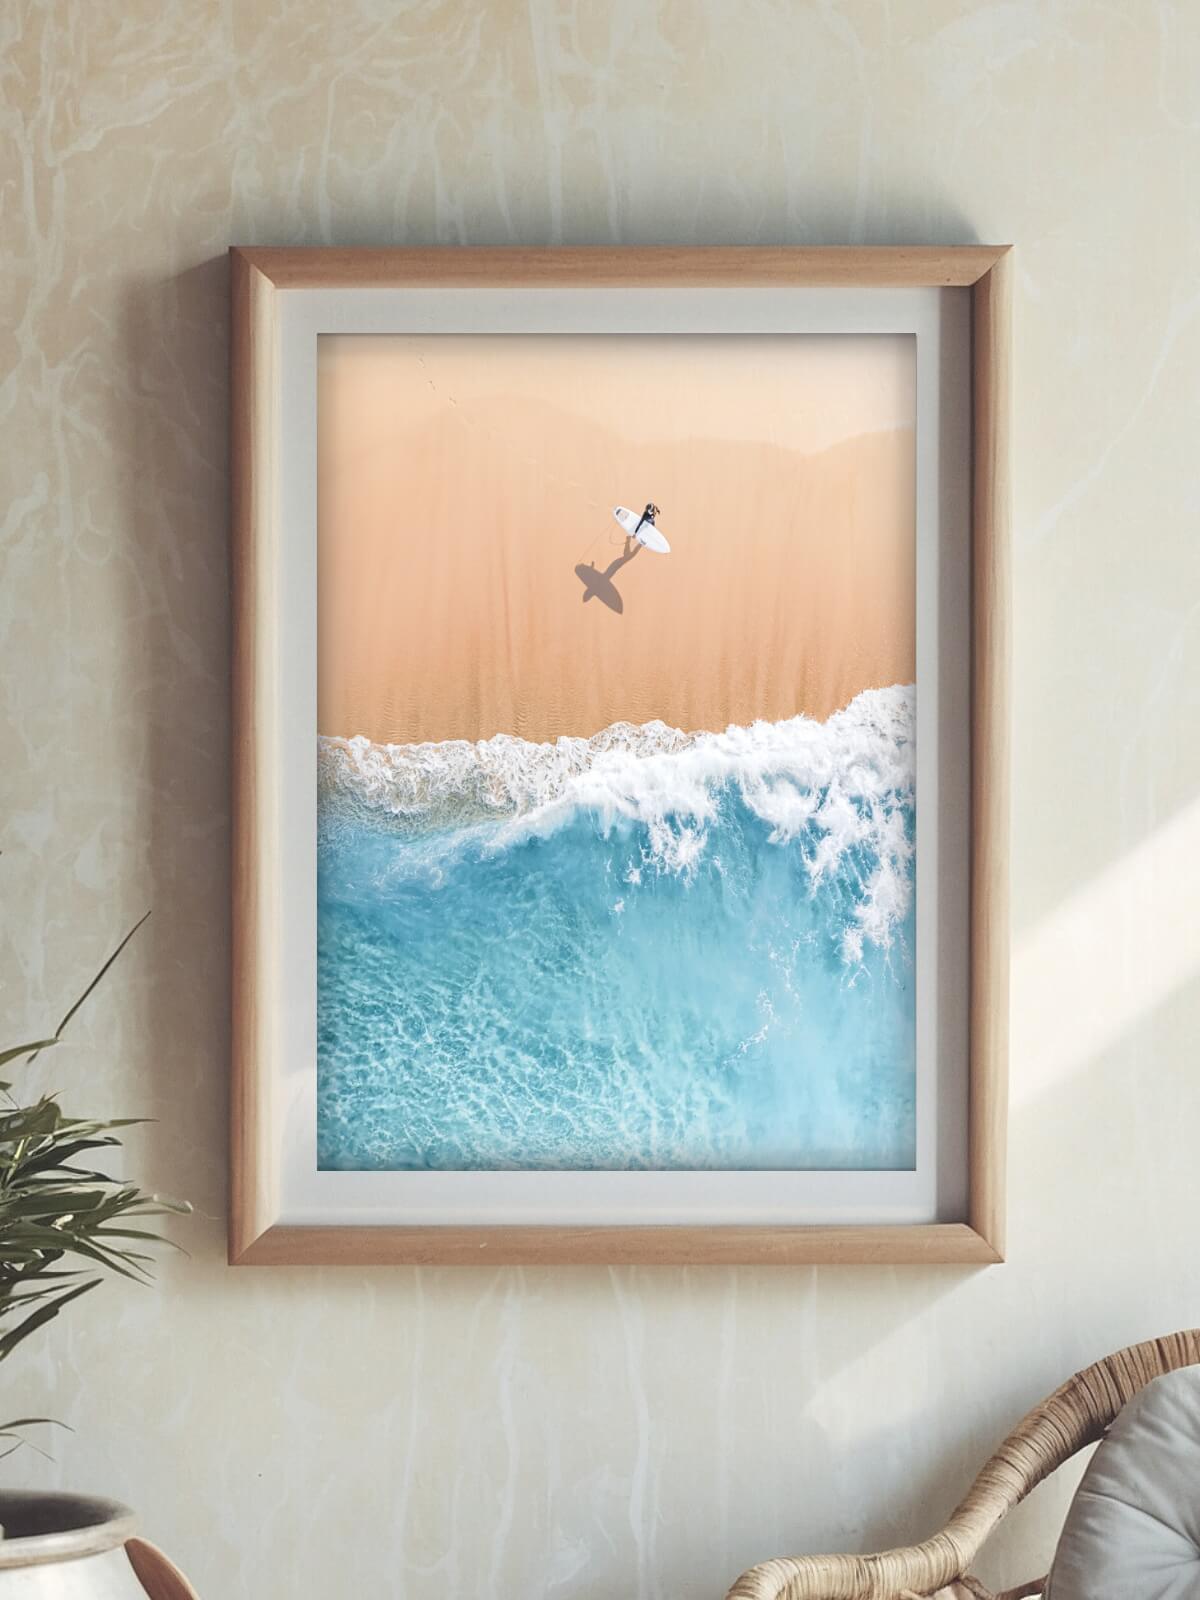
316,685,916,1172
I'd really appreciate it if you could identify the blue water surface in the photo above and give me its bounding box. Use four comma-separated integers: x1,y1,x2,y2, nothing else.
316,784,915,1171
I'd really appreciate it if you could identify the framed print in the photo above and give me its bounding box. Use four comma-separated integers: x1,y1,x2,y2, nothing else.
230,246,1011,1266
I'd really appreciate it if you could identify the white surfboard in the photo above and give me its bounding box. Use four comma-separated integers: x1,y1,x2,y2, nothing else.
613,506,670,554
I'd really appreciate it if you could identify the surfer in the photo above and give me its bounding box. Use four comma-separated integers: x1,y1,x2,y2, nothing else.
610,503,671,554
634,502,660,536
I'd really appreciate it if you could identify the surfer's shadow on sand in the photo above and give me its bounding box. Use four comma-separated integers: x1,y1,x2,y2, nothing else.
574,537,641,614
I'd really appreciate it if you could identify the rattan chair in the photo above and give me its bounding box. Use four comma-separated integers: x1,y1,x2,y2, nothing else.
725,1330,1200,1600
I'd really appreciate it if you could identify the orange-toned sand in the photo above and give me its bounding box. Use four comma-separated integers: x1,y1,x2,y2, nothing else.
318,336,915,744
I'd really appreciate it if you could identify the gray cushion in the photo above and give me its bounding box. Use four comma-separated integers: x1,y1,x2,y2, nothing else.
1046,1367,1200,1599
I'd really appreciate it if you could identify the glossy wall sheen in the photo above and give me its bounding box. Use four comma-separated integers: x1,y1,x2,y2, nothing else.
2,4,1198,1597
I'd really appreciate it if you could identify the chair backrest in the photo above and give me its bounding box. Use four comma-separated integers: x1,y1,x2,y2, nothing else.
1043,1366,1200,1600
940,1330,1200,1570
725,1331,1200,1600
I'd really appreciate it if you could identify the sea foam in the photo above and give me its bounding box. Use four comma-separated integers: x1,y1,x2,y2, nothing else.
319,684,915,964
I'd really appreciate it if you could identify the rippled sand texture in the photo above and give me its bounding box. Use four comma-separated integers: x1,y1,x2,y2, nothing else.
318,334,915,743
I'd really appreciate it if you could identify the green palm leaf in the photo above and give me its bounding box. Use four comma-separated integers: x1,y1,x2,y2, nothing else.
0,911,190,1458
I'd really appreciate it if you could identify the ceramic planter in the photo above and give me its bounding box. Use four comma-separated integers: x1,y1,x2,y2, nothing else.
0,1493,144,1596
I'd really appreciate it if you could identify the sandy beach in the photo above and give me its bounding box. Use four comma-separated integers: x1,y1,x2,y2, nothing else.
318,335,915,744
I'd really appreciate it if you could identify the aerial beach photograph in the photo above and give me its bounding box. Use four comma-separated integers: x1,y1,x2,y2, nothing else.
316,331,918,1172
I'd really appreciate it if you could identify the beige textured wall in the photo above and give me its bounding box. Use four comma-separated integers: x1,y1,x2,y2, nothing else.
3,3,1199,1596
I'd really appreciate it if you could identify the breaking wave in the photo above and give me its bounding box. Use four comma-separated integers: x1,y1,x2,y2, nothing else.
319,684,914,964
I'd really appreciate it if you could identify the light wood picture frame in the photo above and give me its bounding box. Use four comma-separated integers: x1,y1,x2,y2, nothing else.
230,245,1011,1267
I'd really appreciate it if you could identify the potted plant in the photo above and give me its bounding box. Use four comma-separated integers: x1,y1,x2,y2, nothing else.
0,914,191,1594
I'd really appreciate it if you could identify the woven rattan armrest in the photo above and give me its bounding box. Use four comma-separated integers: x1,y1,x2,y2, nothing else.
725,1331,1200,1600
